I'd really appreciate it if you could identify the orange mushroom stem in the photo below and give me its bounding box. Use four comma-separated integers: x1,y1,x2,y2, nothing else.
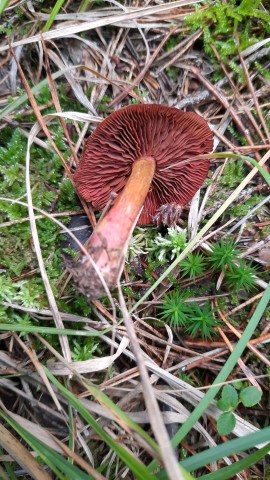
81,157,155,299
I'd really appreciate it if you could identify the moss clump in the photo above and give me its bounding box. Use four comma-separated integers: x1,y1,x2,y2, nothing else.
186,0,270,61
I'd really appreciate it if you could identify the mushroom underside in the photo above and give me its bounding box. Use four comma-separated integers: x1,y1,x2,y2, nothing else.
70,104,213,299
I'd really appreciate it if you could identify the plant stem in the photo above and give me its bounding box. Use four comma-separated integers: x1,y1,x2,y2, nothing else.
74,156,156,299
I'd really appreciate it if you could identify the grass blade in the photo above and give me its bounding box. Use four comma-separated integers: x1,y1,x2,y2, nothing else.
45,368,159,480
0,411,81,479
200,443,270,480
157,426,270,478
44,0,67,32
0,323,111,336
82,381,160,455
0,0,9,16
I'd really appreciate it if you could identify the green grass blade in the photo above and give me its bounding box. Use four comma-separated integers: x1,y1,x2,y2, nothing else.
181,426,270,472
170,283,270,448
200,443,270,480
0,69,71,120
44,0,67,32
0,0,9,16
157,426,270,478
67,396,74,463
0,448,17,480
243,156,270,185
0,411,86,479
0,323,111,336
213,153,270,186
79,0,92,13
45,368,159,480
82,381,160,455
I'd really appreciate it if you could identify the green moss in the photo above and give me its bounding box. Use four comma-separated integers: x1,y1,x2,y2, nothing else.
260,226,270,239
121,287,139,300
227,126,249,146
159,290,221,339
58,179,80,211
230,194,265,217
0,125,81,320
164,34,183,52
255,61,270,81
185,0,270,61
219,160,246,188
165,67,180,81
97,95,113,114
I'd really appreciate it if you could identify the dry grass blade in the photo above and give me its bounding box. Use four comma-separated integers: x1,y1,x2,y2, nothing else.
0,1,204,53
41,40,81,164
109,25,178,107
9,47,74,180
237,40,270,144
25,124,71,363
216,304,270,370
0,422,52,480
49,336,129,375
118,286,187,480
80,397,186,425
51,437,107,480
0,401,64,455
47,48,98,115
241,37,270,57
13,333,62,410
179,63,260,158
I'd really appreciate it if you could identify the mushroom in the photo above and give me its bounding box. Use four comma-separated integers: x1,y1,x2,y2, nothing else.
71,104,213,300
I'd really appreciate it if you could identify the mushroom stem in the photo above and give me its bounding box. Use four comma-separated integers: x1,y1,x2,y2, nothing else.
82,156,155,299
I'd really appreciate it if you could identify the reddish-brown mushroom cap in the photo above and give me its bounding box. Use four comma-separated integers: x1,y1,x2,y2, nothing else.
74,104,213,225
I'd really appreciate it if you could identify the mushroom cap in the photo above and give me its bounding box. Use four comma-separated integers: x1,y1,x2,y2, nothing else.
74,104,213,225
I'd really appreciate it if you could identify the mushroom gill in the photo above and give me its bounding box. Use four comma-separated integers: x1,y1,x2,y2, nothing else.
74,104,213,225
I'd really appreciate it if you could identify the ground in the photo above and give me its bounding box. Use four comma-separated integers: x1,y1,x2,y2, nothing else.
0,1,270,479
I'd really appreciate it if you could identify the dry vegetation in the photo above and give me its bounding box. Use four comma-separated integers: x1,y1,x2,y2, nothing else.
0,0,270,479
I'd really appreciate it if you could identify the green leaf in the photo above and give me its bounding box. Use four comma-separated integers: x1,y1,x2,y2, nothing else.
240,386,262,407
218,385,238,411
217,412,236,436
